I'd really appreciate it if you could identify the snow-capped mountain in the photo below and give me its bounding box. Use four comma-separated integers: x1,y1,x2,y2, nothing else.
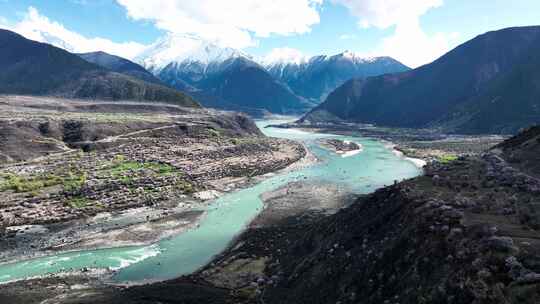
135,34,310,115
135,33,250,74
264,51,411,103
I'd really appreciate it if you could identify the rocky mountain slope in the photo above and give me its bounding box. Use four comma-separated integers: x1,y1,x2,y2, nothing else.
302,26,540,134
0,29,198,107
136,34,310,115
77,51,162,85
494,126,540,177
265,52,409,103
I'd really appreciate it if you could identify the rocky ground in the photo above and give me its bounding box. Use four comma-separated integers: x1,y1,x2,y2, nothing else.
0,95,305,263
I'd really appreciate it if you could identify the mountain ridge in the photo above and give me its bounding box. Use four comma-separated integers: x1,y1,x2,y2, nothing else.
302,26,540,134
135,34,310,114
77,51,163,85
265,51,410,103
0,29,199,107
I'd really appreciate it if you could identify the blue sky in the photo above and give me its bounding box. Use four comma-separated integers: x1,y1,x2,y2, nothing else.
0,0,539,67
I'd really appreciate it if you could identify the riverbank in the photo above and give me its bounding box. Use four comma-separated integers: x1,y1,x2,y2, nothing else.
269,122,505,164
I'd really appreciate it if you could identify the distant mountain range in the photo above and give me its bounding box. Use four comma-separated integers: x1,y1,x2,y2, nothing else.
8,29,408,115
0,29,198,107
134,34,312,115
302,26,540,134
7,25,540,134
265,51,410,103
133,35,408,114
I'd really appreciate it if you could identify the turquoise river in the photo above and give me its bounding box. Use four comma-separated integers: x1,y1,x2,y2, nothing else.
0,119,422,284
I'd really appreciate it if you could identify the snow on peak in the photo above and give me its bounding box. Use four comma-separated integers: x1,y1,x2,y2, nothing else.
135,33,250,73
262,49,385,69
336,50,378,63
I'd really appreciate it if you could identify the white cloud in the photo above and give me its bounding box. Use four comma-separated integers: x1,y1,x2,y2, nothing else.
0,16,8,27
0,7,146,59
380,21,460,67
332,0,442,29
339,33,357,40
262,47,309,65
116,0,323,49
332,0,455,67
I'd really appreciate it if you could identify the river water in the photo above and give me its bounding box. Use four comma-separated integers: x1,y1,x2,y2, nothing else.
0,119,422,284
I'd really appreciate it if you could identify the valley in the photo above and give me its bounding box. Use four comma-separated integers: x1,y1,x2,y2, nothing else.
0,4,539,303
2,117,540,304
0,114,423,300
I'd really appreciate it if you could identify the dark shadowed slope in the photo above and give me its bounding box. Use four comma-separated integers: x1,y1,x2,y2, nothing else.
0,29,199,107
303,26,540,134
159,57,311,115
495,125,540,177
78,51,163,85
194,57,313,114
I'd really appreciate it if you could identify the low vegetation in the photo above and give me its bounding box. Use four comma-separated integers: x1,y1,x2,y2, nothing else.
0,172,86,194
438,154,458,163
107,155,177,177
67,197,91,209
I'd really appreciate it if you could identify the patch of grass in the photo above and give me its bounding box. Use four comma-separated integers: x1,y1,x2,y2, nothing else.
107,160,177,177
68,197,91,208
113,154,126,163
0,173,64,193
151,163,176,175
438,155,458,164
176,180,195,194
120,175,134,185
63,172,87,193
109,161,143,176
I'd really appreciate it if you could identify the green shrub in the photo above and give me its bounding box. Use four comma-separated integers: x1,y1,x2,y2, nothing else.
438,155,458,164
68,197,90,208
107,161,177,177
113,154,126,163
63,172,87,193
1,173,64,193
